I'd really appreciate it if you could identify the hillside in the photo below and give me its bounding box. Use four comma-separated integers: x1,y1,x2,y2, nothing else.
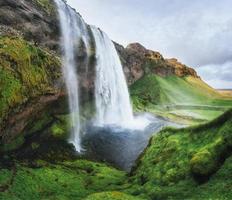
1,109,231,200
128,109,232,200
116,43,232,124
130,75,232,124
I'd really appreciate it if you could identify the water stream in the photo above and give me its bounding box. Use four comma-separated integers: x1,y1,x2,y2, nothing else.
91,27,150,129
54,0,90,152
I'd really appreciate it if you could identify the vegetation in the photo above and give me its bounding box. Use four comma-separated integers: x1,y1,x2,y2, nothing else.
127,109,232,199
0,160,127,200
84,192,143,200
130,75,232,124
0,109,232,199
33,0,56,15
1,2,232,198
0,36,61,124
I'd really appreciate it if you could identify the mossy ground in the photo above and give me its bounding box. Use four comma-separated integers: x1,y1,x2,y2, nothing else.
130,75,232,124
0,160,127,200
83,191,143,200
126,109,232,200
1,110,232,200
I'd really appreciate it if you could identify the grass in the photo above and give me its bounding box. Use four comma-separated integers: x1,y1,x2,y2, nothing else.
130,75,232,124
0,160,127,200
83,191,143,200
0,109,232,199
126,109,232,199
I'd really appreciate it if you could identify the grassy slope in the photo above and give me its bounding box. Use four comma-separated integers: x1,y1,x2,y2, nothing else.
130,75,232,124
218,90,232,98
1,109,231,200
127,109,232,200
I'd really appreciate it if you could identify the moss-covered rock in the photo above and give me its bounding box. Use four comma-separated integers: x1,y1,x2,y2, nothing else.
50,115,71,139
0,36,63,149
33,0,56,15
0,36,61,121
127,109,232,199
190,149,217,176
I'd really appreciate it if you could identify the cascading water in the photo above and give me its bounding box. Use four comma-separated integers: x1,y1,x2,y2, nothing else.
54,0,90,152
91,27,149,129
91,27,134,127
55,0,149,153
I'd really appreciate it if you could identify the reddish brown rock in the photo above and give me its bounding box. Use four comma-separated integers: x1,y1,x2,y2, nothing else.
115,42,199,84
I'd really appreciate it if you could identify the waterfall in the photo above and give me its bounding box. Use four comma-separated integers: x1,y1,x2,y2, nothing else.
91,27,136,128
55,0,149,152
54,0,90,152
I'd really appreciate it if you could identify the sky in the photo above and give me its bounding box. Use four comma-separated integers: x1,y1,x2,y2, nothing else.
67,0,232,89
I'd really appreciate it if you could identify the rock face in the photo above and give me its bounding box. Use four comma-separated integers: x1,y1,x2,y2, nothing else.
115,42,199,85
0,36,64,147
0,0,60,51
0,0,95,148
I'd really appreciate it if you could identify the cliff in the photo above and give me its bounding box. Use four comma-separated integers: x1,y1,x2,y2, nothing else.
0,0,59,51
0,36,64,147
0,0,94,146
115,42,199,85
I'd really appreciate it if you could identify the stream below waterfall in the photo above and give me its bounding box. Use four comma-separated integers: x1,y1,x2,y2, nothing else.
82,114,182,172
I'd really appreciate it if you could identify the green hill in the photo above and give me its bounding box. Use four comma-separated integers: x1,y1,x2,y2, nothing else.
1,109,231,200
127,109,232,200
130,75,232,124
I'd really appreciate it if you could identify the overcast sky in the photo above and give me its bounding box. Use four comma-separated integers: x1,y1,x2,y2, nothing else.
67,0,232,89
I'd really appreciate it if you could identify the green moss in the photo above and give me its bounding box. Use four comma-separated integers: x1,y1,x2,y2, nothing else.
0,169,12,186
33,0,56,15
1,111,232,199
128,109,232,199
190,156,232,199
1,135,25,152
84,191,143,200
31,142,40,150
51,123,65,137
26,113,54,136
0,67,23,121
190,149,216,176
50,115,71,139
0,36,61,124
0,160,127,200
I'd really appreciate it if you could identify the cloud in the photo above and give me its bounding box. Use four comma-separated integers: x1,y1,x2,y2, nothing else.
197,61,232,89
67,0,232,88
